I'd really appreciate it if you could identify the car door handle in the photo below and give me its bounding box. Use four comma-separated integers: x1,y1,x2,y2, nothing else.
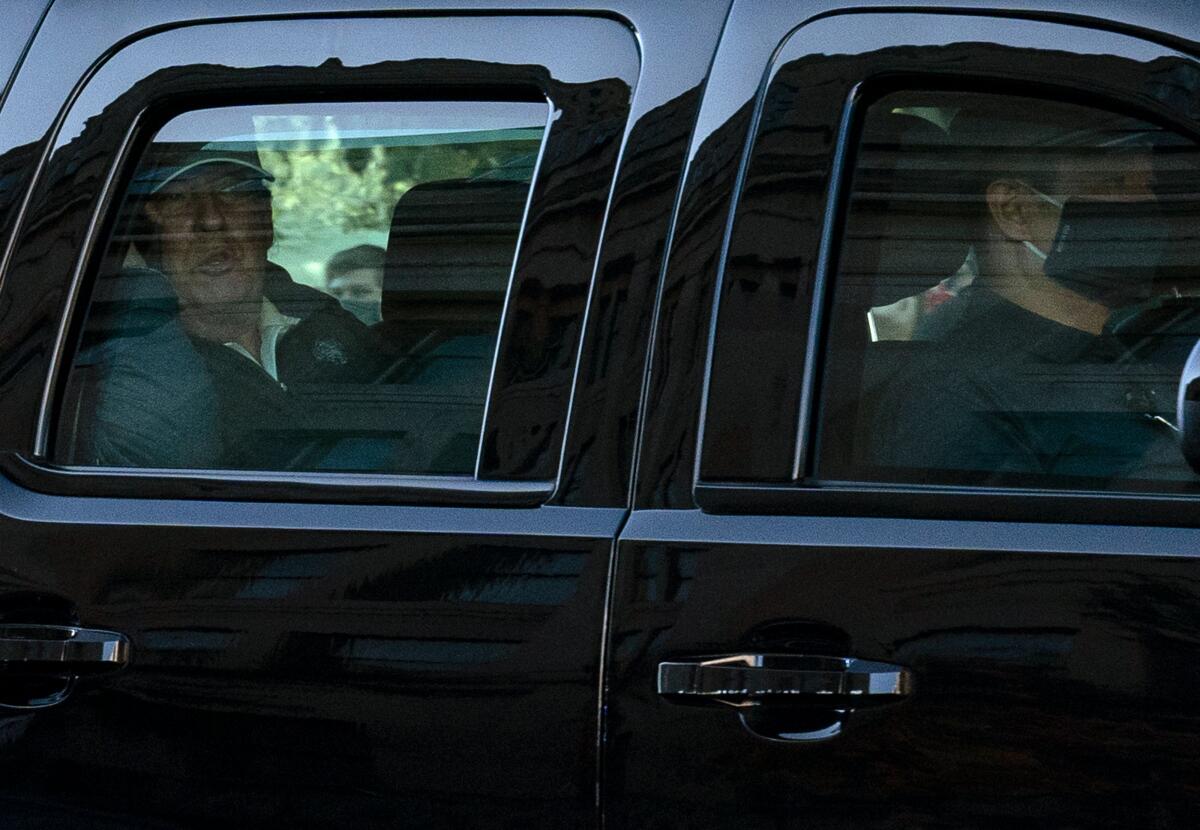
0,625,130,677
657,653,912,708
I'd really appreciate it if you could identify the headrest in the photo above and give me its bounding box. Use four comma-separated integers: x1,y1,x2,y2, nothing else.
382,179,529,326
841,111,976,305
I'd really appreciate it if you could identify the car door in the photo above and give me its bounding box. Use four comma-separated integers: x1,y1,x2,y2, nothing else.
608,4,1200,828
0,3,691,827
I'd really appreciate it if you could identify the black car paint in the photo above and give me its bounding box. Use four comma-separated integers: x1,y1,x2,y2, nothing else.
0,0,1196,827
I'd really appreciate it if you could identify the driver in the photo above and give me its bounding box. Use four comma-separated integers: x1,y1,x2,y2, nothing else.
871,102,1189,484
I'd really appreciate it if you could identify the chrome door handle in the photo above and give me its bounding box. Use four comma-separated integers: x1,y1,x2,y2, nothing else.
657,653,912,708
0,625,130,676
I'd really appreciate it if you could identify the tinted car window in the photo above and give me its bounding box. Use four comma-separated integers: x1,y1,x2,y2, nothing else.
55,100,547,474
815,90,1200,492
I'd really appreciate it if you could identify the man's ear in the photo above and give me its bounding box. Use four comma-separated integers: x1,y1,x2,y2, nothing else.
986,179,1038,241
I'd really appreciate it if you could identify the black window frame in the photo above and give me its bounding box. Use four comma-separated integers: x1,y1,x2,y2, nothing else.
693,10,1200,525
0,13,639,505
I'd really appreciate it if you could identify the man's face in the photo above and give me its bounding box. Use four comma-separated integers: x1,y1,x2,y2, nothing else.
327,266,382,324
1025,150,1158,252
328,268,380,306
143,165,274,314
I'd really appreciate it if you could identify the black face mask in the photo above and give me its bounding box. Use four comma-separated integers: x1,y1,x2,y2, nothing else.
1038,198,1169,308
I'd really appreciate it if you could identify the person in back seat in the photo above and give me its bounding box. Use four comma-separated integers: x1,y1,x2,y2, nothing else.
87,150,387,469
326,244,385,325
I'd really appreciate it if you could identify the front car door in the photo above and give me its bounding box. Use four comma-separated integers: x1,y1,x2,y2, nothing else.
610,3,1200,827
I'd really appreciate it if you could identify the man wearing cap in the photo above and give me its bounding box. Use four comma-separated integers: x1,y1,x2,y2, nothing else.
86,150,386,470
141,154,295,370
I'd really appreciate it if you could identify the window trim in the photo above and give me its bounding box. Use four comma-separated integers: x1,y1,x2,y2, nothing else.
2,454,553,507
693,480,1200,527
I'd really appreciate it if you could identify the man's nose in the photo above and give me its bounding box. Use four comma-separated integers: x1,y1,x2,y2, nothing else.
190,192,227,231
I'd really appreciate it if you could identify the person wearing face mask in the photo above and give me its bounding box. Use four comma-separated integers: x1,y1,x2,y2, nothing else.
868,103,1192,485
325,244,385,325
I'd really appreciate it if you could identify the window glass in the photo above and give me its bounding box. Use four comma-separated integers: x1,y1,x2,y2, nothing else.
814,91,1200,492
56,100,548,474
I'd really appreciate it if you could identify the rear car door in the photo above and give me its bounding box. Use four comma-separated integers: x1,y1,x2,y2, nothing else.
0,2,712,826
609,4,1200,827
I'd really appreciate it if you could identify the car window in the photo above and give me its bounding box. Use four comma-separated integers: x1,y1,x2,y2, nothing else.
55,100,547,474
814,90,1200,492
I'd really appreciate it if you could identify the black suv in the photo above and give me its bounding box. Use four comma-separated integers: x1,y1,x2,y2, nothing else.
2,1,1200,827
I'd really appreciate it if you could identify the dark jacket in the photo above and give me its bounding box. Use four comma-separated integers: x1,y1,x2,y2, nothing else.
870,286,1188,487
83,264,388,470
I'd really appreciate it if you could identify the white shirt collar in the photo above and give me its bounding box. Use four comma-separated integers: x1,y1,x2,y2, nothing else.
223,298,301,381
